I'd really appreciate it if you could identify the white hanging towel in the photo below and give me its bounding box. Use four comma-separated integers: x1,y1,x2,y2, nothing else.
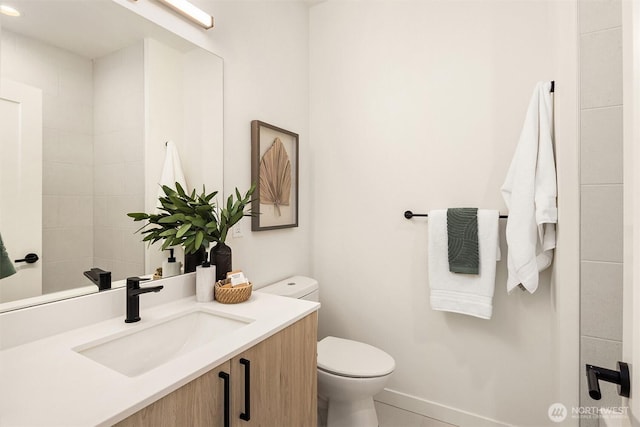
428,210,501,320
501,81,557,294
157,140,188,210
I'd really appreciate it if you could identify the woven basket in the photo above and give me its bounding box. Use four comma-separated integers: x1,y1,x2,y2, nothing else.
215,280,252,304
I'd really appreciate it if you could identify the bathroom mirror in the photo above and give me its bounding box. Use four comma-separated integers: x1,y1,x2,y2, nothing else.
0,0,223,312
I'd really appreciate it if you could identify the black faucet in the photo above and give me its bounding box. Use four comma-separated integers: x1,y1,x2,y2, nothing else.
125,277,164,323
84,268,111,291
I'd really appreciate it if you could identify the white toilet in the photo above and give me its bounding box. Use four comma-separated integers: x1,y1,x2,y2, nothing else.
258,276,395,427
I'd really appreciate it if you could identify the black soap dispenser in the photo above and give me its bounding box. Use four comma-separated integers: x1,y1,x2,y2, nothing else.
162,248,181,278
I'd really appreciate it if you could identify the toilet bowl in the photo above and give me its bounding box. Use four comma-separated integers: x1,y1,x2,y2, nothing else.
317,336,395,427
257,276,396,427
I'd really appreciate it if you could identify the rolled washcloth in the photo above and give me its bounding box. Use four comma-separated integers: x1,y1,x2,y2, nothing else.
447,208,479,274
428,210,500,319
0,233,16,280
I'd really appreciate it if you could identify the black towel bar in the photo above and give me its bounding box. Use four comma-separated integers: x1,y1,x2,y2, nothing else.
404,210,508,219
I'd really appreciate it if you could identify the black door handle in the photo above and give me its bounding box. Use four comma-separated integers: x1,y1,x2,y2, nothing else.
14,253,38,264
240,358,251,421
219,371,230,427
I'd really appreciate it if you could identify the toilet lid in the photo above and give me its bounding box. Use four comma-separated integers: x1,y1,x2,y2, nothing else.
317,336,395,378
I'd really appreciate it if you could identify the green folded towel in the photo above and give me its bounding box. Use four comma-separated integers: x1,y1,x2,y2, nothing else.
0,232,17,280
447,208,479,274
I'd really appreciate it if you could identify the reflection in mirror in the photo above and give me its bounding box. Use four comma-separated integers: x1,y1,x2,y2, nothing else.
0,0,223,312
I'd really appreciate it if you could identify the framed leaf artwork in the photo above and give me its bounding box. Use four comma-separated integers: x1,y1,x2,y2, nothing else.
251,120,299,231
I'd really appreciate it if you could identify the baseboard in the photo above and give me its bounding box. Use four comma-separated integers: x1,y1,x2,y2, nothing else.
374,388,514,427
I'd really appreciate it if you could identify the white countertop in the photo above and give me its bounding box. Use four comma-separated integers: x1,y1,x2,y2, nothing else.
0,291,319,426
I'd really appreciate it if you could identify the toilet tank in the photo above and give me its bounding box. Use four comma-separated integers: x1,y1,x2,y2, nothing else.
257,276,319,302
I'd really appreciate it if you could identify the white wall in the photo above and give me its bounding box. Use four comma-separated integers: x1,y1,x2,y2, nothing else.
310,1,578,425
549,1,580,421
197,0,312,286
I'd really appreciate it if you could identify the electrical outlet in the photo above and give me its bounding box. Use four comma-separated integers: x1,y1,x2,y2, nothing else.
232,223,243,238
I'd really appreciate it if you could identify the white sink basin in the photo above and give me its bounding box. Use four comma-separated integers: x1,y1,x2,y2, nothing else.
74,308,254,377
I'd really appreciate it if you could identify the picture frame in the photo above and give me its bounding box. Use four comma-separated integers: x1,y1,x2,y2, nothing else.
251,120,299,231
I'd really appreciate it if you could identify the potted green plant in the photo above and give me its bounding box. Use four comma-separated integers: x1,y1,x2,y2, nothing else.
128,182,255,277
208,183,256,280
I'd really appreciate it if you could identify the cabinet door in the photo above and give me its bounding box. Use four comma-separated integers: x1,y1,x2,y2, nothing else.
231,312,318,427
116,360,231,427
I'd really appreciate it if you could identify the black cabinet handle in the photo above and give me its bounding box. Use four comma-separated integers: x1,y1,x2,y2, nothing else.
14,253,38,264
219,371,230,427
239,358,251,421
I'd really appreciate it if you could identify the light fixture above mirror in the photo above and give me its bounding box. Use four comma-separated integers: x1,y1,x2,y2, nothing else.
156,0,214,30
0,4,21,17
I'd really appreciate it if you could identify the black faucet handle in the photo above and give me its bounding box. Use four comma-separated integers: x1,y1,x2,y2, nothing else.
126,276,151,288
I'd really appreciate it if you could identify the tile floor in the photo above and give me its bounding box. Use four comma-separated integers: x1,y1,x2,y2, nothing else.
318,400,456,427
375,402,456,427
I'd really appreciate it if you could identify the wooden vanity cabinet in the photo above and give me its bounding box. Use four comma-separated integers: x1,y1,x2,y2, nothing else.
116,361,230,427
231,311,317,427
116,312,317,427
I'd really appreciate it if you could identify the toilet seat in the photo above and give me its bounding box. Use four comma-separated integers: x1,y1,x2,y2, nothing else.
317,336,395,378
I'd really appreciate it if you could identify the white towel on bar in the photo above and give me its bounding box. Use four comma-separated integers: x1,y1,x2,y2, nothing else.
428,209,500,320
157,140,187,210
501,81,557,294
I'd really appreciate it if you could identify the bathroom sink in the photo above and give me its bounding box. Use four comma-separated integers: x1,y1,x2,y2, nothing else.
73,309,253,377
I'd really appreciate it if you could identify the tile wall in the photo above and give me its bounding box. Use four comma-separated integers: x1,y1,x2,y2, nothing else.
92,42,145,281
578,0,624,423
1,31,146,293
1,30,94,293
